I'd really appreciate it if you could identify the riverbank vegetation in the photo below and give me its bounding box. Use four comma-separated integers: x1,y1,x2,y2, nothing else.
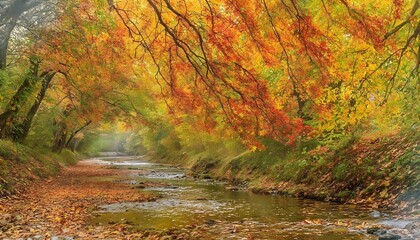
0,139,78,197
124,120,419,210
0,0,418,210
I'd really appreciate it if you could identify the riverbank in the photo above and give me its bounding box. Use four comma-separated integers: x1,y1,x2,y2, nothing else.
1,157,418,239
149,134,419,214
0,161,156,239
246,136,419,211
0,140,82,197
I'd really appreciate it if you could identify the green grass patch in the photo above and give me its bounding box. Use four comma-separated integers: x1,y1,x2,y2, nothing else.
0,139,61,196
333,163,349,181
51,149,79,166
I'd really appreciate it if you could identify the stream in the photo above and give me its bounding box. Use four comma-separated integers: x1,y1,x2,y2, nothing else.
87,156,419,240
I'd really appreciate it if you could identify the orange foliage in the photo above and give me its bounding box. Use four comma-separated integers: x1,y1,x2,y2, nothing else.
24,0,418,147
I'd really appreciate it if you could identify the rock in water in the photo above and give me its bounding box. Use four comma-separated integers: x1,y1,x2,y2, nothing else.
205,219,217,226
367,227,387,235
378,235,402,240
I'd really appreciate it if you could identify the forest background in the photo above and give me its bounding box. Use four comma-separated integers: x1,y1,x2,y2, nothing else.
0,0,418,209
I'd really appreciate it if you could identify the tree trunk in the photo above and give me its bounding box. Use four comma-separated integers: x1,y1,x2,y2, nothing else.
51,105,73,153
0,23,14,69
0,56,40,138
291,80,309,120
71,139,80,152
13,71,56,142
0,16,18,69
51,124,67,153
0,0,44,69
64,120,92,151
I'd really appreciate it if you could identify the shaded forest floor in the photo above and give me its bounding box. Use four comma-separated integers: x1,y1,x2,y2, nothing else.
0,162,158,239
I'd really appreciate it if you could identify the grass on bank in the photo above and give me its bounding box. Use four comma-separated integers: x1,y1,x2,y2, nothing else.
144,129,419,209
0,140,79,196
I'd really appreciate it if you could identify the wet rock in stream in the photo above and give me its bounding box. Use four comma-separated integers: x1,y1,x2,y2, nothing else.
226,186,239,191
367,227,387,235
366,227,408,240
132,184,146,189
378,235,402,240
204,219,217,226
404,222,419,231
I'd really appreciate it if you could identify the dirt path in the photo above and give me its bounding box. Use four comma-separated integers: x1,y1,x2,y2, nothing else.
0,161,157,239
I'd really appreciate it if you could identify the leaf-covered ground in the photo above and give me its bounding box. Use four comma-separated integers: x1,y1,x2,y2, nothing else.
1,157,419,240
0,162,158,239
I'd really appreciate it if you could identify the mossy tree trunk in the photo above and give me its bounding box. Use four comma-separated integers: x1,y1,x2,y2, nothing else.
13,71,56,143
0,56,41,139
64,120,92,152
51,105,73,153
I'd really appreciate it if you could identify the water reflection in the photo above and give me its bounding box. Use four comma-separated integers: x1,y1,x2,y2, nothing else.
88,157,388,239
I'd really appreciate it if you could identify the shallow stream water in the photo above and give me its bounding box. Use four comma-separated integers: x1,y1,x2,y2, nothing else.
87,156,418,239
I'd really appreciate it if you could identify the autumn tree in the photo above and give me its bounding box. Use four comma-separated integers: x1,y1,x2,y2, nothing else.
35,0,136,152
1,0,418,151
0,0,57,139
0,0,135,150
107,0,418,147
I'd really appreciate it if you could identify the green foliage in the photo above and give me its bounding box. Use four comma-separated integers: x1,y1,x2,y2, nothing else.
77,131,130,156
0,140,20,160
126,120,246,168
0,68,22,109
25,107,60,150
125,133,147,155
337,190,355,199
52,149,79,166
223,139,291,178
0,140,60,196
333,163,349,181
281,159,311,183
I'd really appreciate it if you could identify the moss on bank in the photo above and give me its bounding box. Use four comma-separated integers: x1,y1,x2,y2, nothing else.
0,140,78,197
150,133,419,211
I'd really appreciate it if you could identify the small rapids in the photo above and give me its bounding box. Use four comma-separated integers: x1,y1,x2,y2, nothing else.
88,156,419,240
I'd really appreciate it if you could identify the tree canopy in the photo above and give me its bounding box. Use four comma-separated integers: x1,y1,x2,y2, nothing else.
0,0,418,151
